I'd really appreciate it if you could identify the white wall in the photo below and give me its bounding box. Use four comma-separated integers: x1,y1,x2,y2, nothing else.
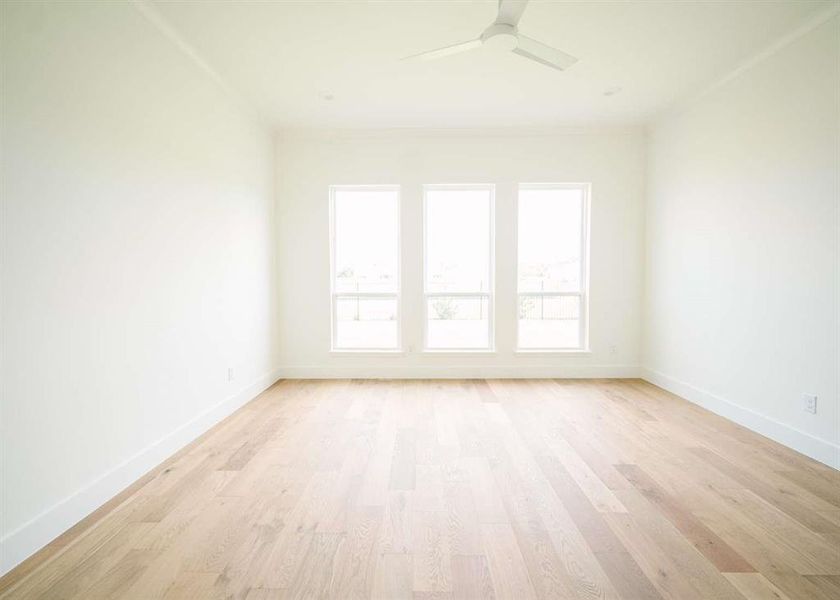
0,1,278,573
275,129,645,378
643,15,840,468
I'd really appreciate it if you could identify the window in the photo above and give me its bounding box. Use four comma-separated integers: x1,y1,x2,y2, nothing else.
517,184,589,350
423,185,494,350
330,186,400,350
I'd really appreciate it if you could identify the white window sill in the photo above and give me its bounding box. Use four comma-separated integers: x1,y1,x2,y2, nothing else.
330,349,405,356
514,349,592,355
422,349,497,355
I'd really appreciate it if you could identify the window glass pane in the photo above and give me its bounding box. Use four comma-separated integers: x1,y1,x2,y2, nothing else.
335,296,398,349
334,188,398,293
427,296,489,349
425,188,491,293
518,187,583,293
518,295,580,349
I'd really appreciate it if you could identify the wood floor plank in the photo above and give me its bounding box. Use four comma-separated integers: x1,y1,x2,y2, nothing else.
40,522,156,600
329,505,384,599
691,490,834,580
160,571,224,600
412,510,451,593
442,481,482,555
481,522,537,600
85,548,161,600
461,457,508,524
775,470,840,509
255,530,314,590
3,379,838,600
606,488,745,599
450,554,496,600
243,589,286,600
542,437,627,514
489,451,582,599
803,574,840,597
5,497,158,599
537,456,662,600
691,447,840,536
765,571,840,600
723,573,793,600
287,532,344,600
380,491,414,554
390,428,418,491
703,486,840,574
0,545,61,598
372,553,413,600
601,510,702,600
615,464,755,573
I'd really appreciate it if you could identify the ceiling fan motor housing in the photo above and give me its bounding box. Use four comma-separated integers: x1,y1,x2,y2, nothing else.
481,23,519,51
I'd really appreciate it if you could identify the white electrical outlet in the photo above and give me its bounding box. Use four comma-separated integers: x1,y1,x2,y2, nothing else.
228,368,235,382
803,394,817,414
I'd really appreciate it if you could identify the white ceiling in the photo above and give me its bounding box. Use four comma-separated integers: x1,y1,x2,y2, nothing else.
151,0,830,129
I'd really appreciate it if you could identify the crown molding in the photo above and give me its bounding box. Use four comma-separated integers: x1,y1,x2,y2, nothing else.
130,0,267,128
654,3,840,124
275,124,646,142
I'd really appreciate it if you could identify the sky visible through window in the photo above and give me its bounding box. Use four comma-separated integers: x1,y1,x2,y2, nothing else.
334,190,398,293
518,188,582,293
518,186,585,349
425,188,491,293
333,188,399,349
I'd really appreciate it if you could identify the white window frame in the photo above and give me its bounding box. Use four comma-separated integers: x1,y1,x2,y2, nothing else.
515,182,590,352
422,183,495,352
329,184,402,352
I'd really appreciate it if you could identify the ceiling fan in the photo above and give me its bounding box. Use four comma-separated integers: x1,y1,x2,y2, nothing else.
404,0,578,71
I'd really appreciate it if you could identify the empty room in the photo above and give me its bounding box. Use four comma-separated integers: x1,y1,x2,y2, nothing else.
1,0,838,598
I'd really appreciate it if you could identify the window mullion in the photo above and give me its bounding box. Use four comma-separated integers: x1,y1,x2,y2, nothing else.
424,291,490,298
516,291,582,298
334,292,398,299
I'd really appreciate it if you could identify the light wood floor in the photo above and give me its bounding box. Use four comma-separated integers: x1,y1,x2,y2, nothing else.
1,379,838,599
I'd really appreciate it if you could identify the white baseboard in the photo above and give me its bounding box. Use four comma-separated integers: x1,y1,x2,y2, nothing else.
0,367,283,577
277,364,641,379
641,368,839,470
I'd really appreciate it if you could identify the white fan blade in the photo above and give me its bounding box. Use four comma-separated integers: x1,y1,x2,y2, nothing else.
403,39,483,61
497,0,529,26
512,34,578,71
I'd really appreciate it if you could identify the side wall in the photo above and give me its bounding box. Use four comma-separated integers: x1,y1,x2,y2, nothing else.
275,129,646,378
643,15,840,467
0,2,279,572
